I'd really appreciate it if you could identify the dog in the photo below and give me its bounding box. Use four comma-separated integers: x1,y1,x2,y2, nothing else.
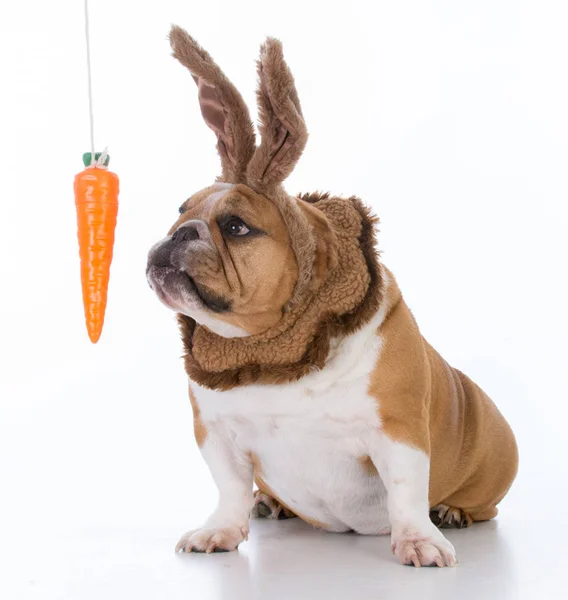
146,26,518,567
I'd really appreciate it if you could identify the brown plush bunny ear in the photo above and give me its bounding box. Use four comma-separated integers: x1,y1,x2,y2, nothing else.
246,38,308,192
169,26,256,182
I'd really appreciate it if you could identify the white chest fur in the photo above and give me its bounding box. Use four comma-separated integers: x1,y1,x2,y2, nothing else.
192,305,392,534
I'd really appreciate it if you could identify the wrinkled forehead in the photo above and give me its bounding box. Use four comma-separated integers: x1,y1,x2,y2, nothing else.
167,183,233,234
169,182,289,238
179,182,235,218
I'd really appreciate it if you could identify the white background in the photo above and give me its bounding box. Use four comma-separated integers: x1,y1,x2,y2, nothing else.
1,1,567,598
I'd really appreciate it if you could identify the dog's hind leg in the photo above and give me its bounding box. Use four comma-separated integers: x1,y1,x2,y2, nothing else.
430,504,473,529
251,490,297,520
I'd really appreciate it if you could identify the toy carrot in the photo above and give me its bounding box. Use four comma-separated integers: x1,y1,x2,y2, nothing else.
74,152,119,343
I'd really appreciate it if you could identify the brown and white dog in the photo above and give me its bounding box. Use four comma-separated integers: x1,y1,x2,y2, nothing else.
146,27,518,567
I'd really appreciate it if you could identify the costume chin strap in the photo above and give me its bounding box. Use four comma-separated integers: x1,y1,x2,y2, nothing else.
179,193,384,391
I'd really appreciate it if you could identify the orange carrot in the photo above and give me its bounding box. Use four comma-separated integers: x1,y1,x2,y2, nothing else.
74,152,119,343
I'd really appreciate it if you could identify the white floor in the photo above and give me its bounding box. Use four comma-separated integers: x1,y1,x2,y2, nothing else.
2,473,565,600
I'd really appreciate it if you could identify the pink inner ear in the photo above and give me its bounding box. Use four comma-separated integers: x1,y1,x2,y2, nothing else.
193,75,233,162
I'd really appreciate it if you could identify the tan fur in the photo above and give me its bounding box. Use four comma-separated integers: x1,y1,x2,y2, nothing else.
188,385,207,447
370,270,519,520
172,183,298,334
358,456,379,477
172,185,224,226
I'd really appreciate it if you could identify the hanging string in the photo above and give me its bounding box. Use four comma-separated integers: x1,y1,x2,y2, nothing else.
83,0,96,165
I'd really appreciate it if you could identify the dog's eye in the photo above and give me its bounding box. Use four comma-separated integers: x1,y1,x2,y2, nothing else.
223,217,250,236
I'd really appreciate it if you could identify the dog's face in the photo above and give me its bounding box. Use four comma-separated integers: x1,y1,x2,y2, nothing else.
147,28,315,336
147,183,298,336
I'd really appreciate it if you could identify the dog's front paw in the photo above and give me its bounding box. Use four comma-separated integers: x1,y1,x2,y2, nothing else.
391,523,457,567
175,524,249,554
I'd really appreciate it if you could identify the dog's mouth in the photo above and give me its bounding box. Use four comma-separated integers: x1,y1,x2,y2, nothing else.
147,265,194,303
147,265,229,314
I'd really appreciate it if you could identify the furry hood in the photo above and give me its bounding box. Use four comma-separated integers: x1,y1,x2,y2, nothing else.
178,192,383,390
168,28,382,386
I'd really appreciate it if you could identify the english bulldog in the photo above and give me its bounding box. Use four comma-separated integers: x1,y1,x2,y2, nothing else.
146,26,518,567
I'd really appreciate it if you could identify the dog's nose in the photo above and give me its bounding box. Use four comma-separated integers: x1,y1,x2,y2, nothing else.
171,225,200,244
